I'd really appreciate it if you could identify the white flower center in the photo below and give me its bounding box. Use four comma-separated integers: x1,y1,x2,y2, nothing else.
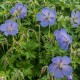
73,16,77,23
14,8,22,16
58,62,63,69
8,27,13,32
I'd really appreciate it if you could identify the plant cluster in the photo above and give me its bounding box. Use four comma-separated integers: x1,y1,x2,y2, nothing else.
0,0,80,80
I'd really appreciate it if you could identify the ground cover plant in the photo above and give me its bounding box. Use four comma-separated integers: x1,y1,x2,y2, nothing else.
0,0,80,80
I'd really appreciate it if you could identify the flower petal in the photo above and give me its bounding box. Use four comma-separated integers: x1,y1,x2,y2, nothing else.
73,23,78,27
60,30,72,44
20,6,27,18
37,12,45,21
54,30,59,37
59,41,69,50
49,18,56,26
12,22,18,28
10,7,15,14
62,56,72,64
76,11,80,17
48,63,57,73
71,11,75,18
19,13,26,18
15,3,23,10
4,32,9,36
68,35,72,44
76,17,80,24
54,68,64,78
9,30,18,36
62,65,72,76
51,56,62,64
0,24,6,32
40,20,48,27
67,75,73,80
21,6,27,13
42,7,50,16
49,10,56,18
60,28,67,34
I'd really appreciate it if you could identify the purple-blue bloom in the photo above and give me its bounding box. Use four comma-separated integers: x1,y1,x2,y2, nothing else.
49,56,72,79
71,11,80,27
10,3,27,18
0,20,18,36
67,75,73,80
54,28,72,50
37,7,56,27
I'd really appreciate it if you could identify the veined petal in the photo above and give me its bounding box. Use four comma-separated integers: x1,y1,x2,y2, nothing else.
59,41,69,50
4,32,9,36
49,18,56,26
62,65,72,76
9,29,18,36
51,56,62,64
73,23,78,27
60,28,67,34
21,6,27,13
49,10,56,18
40,20,48,27
0,24,6,32
54,68,64,78
37,12,45,21
76,17,80,24
68,35,72,44
19,13,26,18
60,32,68,40
71,11,76,18
48,63,57,73
54,30,59,37
5,20,13,28
60,32,71,44
62,56,72,64
67,75,73,80
42,7,50,16
20,6,27,18
10,7,15,14
76,11,80,17
15,3,23,10
12,22,18,28
5,19,12,24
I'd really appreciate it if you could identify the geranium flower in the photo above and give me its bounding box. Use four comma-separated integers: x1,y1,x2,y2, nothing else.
37,7,56,27
54,28,72,50
0,20,18,36
10,3,27,18
71,11,80,27
49,56,72,78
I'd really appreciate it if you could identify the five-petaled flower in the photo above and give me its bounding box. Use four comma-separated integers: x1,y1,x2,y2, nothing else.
37,7,56,27
49,56,72,79
71,11,80,27
0,20,18,36
10,3,27,18
54,28,72,50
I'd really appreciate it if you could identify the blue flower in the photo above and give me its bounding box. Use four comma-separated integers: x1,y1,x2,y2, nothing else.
49,56,72,79
67,75,73,80
0,20,18,36
54,28,72,50
37,7,56,27
10,3,27,18
71,11,80,27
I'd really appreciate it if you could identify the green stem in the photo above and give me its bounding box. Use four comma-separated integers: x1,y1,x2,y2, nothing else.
48,25,50,38
39,25,40,52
